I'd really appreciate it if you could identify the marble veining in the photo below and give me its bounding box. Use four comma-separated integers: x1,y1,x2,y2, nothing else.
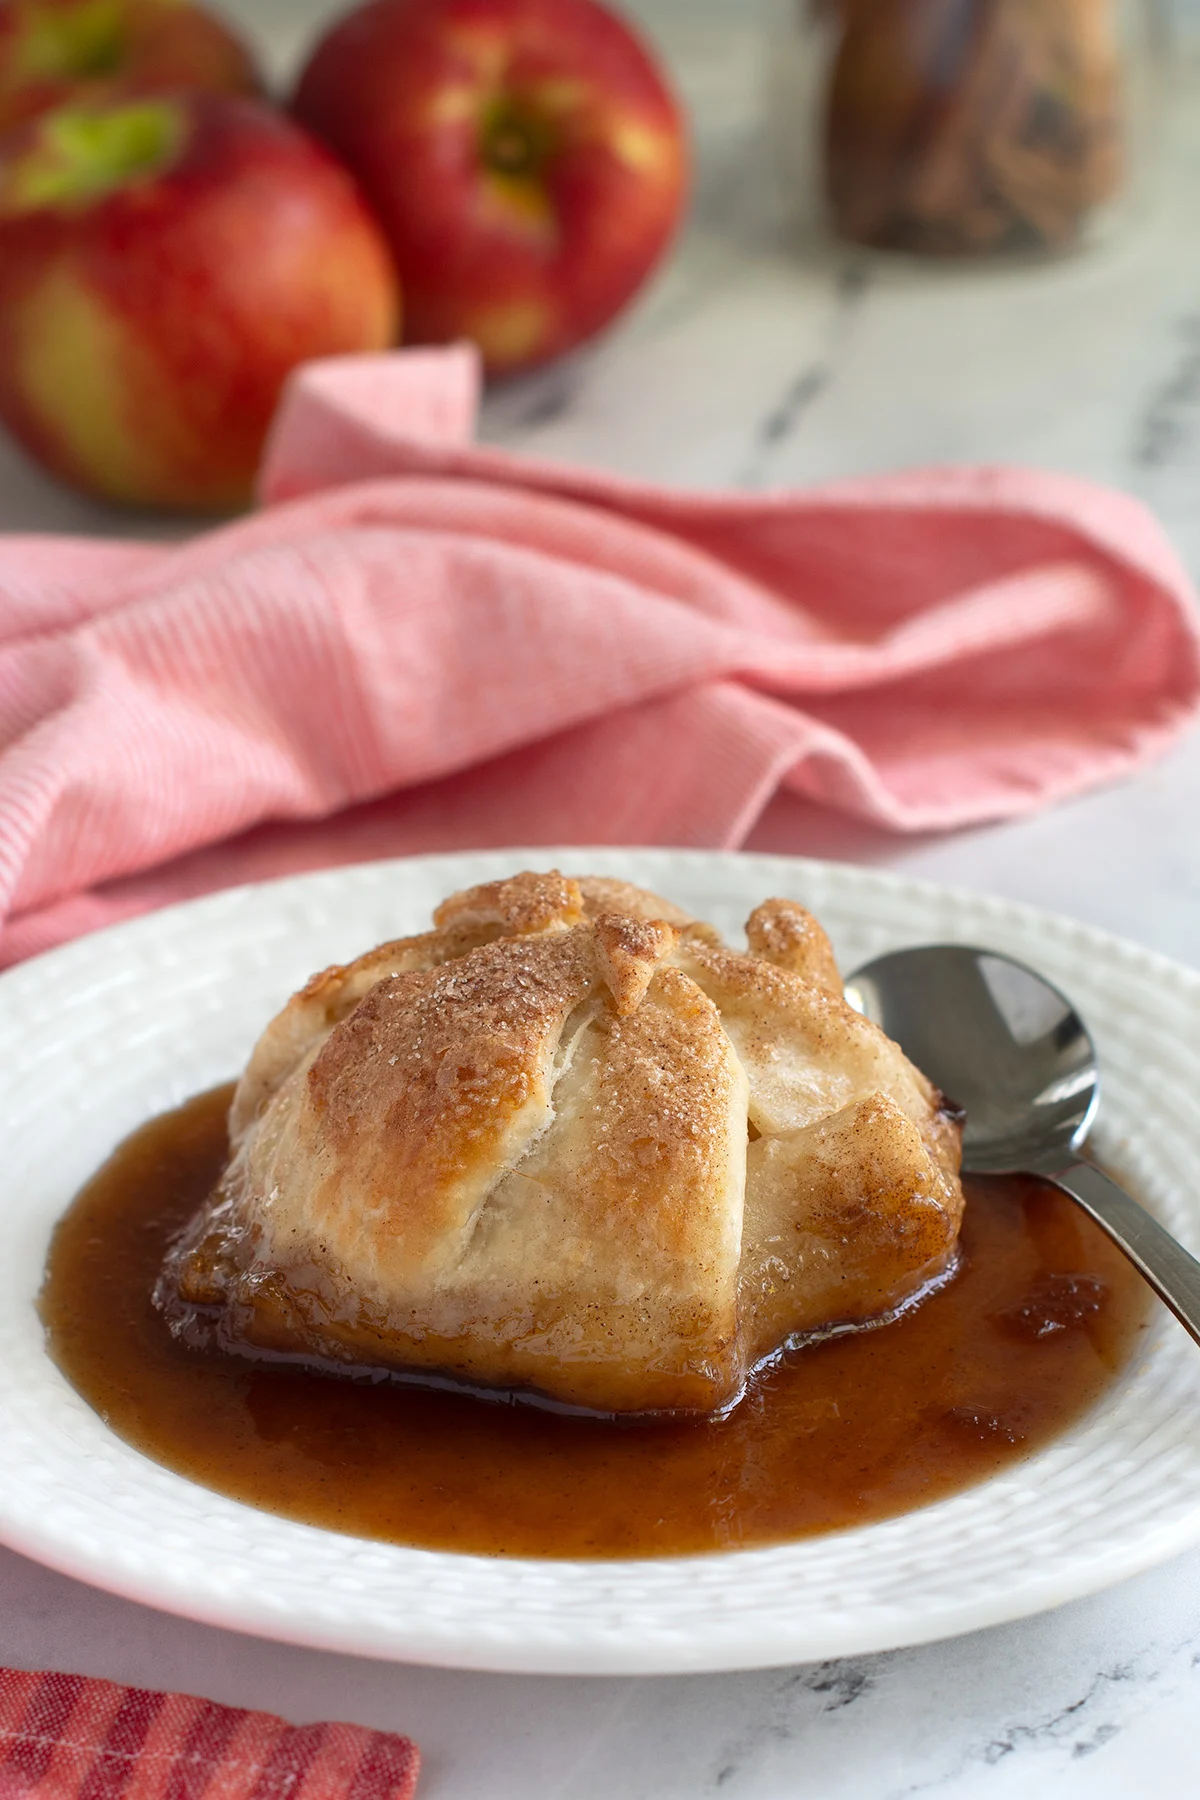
737,261,873,488
1134,312,1200,469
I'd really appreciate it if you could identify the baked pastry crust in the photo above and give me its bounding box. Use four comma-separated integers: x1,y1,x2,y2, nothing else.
161,871,964,1415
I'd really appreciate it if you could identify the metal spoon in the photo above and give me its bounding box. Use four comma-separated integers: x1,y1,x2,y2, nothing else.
845,943,1200,1347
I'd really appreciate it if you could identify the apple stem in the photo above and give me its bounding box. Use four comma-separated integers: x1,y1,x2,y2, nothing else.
6,98,186,212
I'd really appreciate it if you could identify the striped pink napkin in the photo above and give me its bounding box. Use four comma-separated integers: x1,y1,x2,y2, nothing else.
0,343,1197,966
0,1669,419,1800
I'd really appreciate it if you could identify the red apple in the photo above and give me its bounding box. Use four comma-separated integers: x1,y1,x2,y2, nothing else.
0,91,401,510
293,0,687,375
0,0,260,136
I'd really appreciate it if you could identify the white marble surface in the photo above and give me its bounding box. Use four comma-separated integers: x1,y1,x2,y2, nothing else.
3,3,1200,1795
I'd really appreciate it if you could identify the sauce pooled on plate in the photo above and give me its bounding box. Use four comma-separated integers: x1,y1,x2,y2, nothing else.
40,1083,1151,1559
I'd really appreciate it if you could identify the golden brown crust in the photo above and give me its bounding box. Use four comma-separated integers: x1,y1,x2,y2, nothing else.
739,1093,962,1365
228,921,511,1145
592,912,679,1015
433,870,584,937
745,898,843,994
164,870,965,1416
299,929,598,1273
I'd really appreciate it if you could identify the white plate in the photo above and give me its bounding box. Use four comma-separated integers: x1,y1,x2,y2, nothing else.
1,849,1199,1676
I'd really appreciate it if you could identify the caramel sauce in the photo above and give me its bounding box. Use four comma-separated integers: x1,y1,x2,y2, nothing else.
41,1085,1152,1559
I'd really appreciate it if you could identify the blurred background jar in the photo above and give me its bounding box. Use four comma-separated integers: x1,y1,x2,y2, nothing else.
766,0,1167,259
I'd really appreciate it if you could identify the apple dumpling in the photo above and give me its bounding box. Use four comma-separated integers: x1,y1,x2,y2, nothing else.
158,871,964,1415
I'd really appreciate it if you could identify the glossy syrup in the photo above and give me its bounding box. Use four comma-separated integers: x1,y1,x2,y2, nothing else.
40,1085,1152,1558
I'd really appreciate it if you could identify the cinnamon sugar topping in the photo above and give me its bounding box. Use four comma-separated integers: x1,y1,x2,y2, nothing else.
433,870,584,937
592,913,679,1015
745,898,842,993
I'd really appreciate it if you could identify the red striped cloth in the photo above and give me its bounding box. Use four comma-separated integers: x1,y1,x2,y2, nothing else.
0,1671,419,1800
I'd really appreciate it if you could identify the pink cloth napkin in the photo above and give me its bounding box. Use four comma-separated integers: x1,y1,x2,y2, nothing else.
0,342,1197,966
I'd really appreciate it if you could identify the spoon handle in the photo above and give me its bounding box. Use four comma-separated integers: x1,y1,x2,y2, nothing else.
1052,1161,1200,1348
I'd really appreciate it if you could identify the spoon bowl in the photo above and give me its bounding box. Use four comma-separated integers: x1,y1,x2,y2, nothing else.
847,941,1200,1349
844,944,1097,1176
